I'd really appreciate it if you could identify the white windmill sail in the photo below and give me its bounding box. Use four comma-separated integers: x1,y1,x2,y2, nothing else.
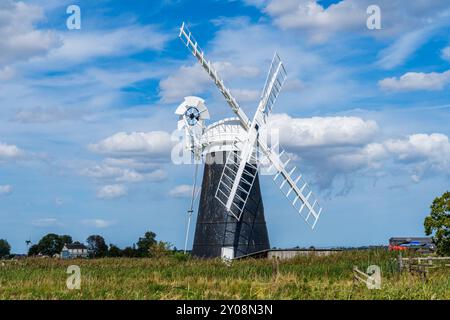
260,53,287,120
215,141,258,220
179,22,323,230
262,144,323,229
215,52,287,219
179,22,250,130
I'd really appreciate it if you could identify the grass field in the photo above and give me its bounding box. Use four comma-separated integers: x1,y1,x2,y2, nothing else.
1,249,449,299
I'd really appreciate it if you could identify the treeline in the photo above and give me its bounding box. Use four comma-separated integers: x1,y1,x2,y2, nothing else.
1,231,179,259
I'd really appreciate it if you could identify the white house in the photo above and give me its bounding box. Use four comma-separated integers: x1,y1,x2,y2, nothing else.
61,243,89,259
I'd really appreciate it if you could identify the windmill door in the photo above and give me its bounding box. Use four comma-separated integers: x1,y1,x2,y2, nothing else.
221,246,235,260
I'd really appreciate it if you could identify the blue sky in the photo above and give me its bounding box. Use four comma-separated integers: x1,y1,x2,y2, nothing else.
1,0,450,253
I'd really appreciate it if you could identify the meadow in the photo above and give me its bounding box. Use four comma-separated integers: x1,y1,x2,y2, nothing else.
0,249,449,299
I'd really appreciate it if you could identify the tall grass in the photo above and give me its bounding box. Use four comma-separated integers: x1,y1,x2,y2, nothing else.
0,249,448,299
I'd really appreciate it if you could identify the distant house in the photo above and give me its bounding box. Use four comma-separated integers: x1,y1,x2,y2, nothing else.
389,237,435,253
61,243,89,259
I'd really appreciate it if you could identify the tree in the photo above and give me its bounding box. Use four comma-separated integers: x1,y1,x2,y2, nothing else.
136,231,157,257
86,235,108,258
424,191,450,256
149,241,172,258
0,239,11,257
122,246,138,258
108,244,122,257
28,234,73,256
28,244,40,256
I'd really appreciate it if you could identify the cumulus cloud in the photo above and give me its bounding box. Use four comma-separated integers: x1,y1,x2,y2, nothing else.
265,114,381,192
379,71,450,91
264,0,366,35
0,0,60,65
337,133,450,182
0,142,23,159
96,184,127,199
335,133,449,187
89,131,173,158
0,185,12,196
85,134,170,188
265,113,450,191
326,143,388,173
269,114,379,148
384,133,450,168
82,219,115,228
169,184,194,198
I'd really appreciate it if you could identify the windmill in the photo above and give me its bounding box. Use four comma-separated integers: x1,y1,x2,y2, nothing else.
176,22,323,259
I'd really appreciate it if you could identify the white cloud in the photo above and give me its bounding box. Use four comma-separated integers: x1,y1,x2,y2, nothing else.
269,114,379,148
265,0,365,34
358,133,450,181
266,114,381,191
265,113,450,190
377,29,431,70
23,65,158,92
82,165,124,179
197,19,363,111
379,71,450,91
258,0,449,31
84,135,170,189
0,142,23,159
13,106,80,123
32,218,63,227
169,184,194,198
0,185,12,196
327,142,388,172
384,133,450,166
322,133,449,188
159,61,260,103
117,168,166,182
245,0,450,48
232,88,261,102
0,0,60,65
159,64,210,103
103,158,159,171
115,169,147,183
45,25,168,65
82,164,166,183
89,131,173,158
0,66,16,80
442,46,450,61
96,184,127,199
82,219,115,228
